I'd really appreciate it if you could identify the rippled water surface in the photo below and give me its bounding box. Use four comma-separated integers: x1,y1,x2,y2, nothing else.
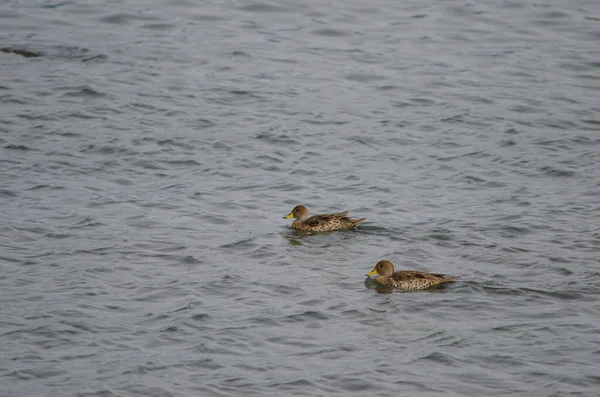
2,0,600,396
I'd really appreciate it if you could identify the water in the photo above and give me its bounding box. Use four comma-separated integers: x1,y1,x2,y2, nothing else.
1,0,600,396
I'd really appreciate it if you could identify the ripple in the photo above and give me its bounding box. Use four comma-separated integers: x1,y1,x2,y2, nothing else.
312,28,350,37
344,73,386,83
237,3,289,13
0,47,40,58
59,85,107,97
284,310,329,322
99,13,161,24
5,144,34,151
539,166,576,178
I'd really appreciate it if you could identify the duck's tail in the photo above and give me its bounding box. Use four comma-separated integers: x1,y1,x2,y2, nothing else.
437,275,457,283
352,217,367,227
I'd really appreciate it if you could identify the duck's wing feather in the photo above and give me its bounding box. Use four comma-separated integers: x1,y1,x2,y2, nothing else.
302,212,347,228
391,270,455,282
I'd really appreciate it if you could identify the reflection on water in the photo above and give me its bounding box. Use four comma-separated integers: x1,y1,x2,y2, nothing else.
365,277,395,294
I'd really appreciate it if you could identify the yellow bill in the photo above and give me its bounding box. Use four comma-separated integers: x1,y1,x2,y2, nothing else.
367,268,379,277
283,212,294,219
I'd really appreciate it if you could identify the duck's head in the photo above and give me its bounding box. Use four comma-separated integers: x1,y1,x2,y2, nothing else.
283,205,309,220
367,260,395,277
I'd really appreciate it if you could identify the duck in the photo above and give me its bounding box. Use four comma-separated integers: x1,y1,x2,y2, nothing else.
366,260,456,291
283,205,366,232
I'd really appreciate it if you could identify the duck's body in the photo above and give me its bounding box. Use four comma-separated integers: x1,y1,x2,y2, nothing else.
284,205,366,232
367,260,455,291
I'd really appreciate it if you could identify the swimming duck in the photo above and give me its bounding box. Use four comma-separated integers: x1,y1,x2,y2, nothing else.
366,260,456,290
283,205,366,232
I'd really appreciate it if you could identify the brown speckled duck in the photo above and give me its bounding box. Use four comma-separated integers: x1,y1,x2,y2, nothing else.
366,260,456,291
283,205,366,232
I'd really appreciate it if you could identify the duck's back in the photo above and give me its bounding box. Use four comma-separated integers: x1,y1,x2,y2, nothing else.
293,211,357,231
388,270,456,290
293,213,338,231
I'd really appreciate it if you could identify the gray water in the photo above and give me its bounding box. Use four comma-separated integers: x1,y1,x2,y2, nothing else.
1,0,600,396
